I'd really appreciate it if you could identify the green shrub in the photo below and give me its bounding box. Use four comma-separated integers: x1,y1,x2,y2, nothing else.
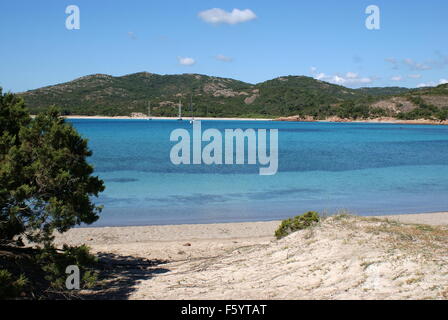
36,244,98,289
0,269,28,299
275,211,320,239
0,244,99,299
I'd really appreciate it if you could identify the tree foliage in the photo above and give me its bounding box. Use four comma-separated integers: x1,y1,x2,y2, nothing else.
0,88,105,245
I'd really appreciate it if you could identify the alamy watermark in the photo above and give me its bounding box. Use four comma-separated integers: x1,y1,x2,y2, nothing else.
63,5,380,31
169,121,278,176
65,265,80,290
65,5,80,30
365,5,380,30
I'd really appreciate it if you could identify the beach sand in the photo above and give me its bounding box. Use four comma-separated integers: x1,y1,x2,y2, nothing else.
63,115,272,121
62,115,448,126
54,212,448,300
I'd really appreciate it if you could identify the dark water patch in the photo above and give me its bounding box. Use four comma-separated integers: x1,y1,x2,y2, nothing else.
145,193,232,205
234,187,321,200
105,178,139,183
97,195,138,205
142,187,321,205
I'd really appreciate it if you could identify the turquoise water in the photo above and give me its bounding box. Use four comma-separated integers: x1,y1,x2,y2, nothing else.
69,119,448,226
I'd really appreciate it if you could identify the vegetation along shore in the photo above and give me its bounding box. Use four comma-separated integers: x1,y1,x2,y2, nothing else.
19,72,448,122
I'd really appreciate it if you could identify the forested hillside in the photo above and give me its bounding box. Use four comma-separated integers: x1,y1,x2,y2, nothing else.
17,72,448,120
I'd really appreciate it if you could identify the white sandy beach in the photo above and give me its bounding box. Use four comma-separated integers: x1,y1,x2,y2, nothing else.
62,115,448,126
54,212,448,300
63,115,272,121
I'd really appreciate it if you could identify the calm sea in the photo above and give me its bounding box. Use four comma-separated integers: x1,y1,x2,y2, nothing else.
69,119,448,227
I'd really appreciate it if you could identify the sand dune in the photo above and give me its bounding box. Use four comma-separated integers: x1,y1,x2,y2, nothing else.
54,213,448,300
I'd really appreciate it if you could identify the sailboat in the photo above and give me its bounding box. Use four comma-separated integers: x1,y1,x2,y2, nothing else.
177,99,183,121
147,101,152,120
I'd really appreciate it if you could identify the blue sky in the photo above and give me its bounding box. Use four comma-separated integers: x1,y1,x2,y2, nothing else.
1,0,447,92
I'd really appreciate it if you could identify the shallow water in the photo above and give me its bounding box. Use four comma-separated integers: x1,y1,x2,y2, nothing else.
69,119,448,226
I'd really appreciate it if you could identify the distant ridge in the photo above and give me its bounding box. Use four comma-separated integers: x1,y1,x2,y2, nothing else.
17,72,448,120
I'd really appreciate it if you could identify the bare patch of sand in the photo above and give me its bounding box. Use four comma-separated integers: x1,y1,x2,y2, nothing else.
54,213,448,300
381,212,448,226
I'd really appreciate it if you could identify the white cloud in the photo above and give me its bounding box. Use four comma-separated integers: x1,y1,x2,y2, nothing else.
417,79,448,88
386,53,448,72
417,82,433,88
346,72,358,79
429,52,448,69
198,8,257,25
403,58,431,71
178,57,196,66
385,58,399,70
391,75,404,81
310,68,375,86
215,54,233,62
408,74,422,79
127,32,137,40
314,72,326,80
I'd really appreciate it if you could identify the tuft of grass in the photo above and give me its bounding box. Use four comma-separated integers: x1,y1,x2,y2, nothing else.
442,288,448,299
332,213,353,221
405,277,423,285
275,211,320,239
360,261,377,270
415,224,435,232
361,218,448,256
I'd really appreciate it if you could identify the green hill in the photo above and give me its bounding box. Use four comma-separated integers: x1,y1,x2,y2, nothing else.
15,72,448,120
19,72,255,117
356,87,411,96
369,84,448,120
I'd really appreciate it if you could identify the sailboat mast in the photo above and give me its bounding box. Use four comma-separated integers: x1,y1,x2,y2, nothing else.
147,101,151,120
178,99,182,119
190,94,194,120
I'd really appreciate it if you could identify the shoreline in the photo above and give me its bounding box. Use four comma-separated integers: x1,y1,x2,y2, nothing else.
55,212,448,246
63,115,273,121
62,115,448,126
73,211,448,231
276,116,448,126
